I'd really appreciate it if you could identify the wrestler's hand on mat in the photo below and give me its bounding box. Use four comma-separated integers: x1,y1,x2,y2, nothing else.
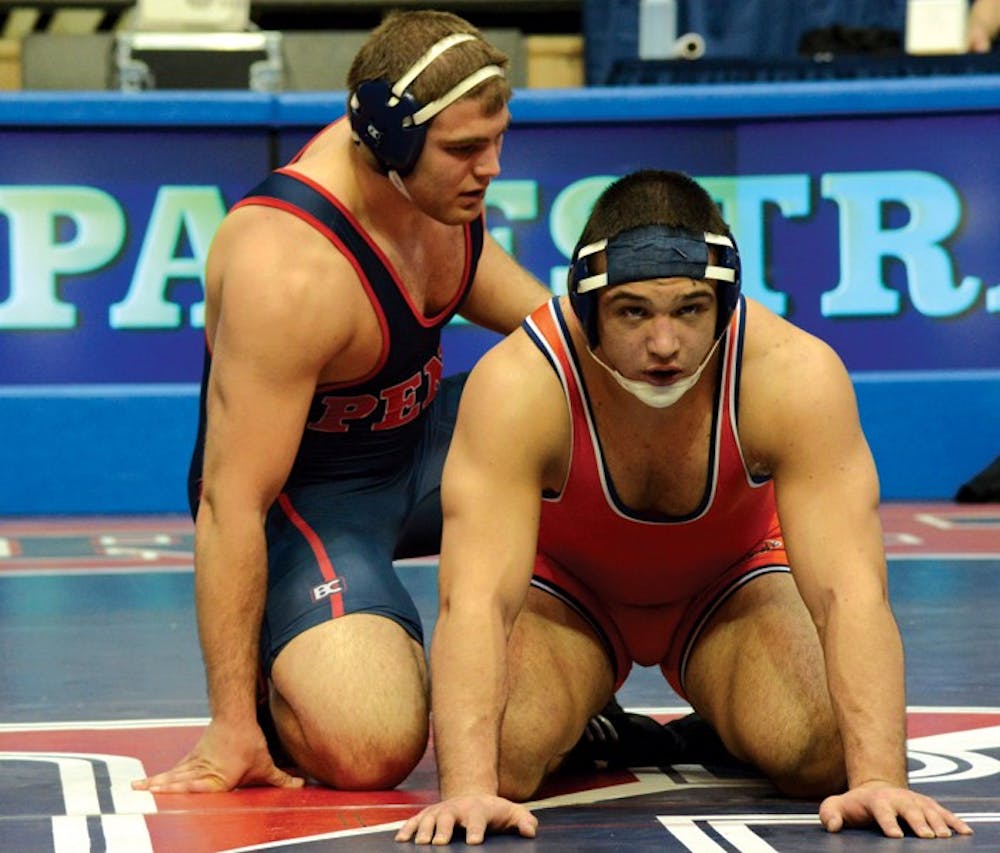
130,719,304,793
819,780,973,839
394,795,538,845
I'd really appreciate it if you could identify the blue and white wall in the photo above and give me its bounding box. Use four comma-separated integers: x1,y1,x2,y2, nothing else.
1,81,998,514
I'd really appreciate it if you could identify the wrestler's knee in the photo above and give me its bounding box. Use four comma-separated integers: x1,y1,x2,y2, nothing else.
494,589,614,802
290,713,428,790
760,717,846,798
495,703,574,802
269,615,429,788
496,748,550,802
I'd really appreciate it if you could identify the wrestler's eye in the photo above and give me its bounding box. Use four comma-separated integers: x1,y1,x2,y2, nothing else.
444,140,491,160
615,303,647,319
675,293,714,317
676,303,704,316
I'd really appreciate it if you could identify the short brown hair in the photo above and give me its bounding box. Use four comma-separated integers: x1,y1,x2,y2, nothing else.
578,170,730,250
347,10,511,114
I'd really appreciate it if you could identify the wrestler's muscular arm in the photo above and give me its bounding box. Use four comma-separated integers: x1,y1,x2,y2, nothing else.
134,208,365,793
744,303,971,839
459,230,551,334
397,333,566,845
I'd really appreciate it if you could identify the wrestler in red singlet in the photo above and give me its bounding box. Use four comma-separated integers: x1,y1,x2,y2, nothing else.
524,295,790,696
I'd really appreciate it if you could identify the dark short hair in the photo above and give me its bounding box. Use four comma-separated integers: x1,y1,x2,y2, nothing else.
577,170,730,252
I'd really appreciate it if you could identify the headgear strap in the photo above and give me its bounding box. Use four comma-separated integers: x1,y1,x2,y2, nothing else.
568,224,742,348
349,31,505,178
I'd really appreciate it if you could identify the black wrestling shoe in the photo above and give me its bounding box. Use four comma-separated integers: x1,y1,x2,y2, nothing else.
664,710,747,768
566,697,742,770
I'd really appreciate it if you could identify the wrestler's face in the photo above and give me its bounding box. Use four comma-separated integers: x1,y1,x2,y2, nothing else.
405,98,508,224
595,277,719,389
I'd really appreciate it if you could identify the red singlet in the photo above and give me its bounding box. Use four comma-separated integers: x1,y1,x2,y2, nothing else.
523,297,790,696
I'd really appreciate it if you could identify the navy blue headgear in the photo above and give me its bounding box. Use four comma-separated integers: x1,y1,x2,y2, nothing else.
349,33,505,178
568,224,742,349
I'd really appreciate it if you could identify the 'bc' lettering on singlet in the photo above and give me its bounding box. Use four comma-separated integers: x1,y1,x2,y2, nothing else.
188,168,482,497
522,297,779,608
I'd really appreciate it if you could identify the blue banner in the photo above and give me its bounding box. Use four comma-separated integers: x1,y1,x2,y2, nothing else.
0,86,997,510
1,94,997,386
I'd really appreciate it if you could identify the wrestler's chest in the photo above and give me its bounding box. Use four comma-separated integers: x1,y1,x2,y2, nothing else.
379,239,469,317
600,429,713,516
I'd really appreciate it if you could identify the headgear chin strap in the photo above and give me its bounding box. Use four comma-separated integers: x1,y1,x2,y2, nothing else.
349,32,505,178
568,224,741,349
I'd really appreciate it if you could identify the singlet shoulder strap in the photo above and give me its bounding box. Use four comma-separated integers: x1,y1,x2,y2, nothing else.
237,170,479,324
236,170,383,277
523,297,590,406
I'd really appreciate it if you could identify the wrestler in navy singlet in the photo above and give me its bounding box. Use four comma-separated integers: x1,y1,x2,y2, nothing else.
187,165,484,671
188,168,483,502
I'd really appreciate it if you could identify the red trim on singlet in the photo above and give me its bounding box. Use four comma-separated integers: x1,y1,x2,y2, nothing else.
277,493,344,618
268,167,471,330
230,193,392,390
523,301,577,496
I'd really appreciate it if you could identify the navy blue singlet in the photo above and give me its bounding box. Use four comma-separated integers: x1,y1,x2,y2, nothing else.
187,169,484,512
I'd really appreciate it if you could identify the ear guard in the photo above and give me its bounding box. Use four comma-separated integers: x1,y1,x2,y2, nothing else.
350,78,428,176
568,224,741,348
349,32,505,178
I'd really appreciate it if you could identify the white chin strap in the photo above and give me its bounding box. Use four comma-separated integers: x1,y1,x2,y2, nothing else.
387,169,413,201
589,337,722,409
